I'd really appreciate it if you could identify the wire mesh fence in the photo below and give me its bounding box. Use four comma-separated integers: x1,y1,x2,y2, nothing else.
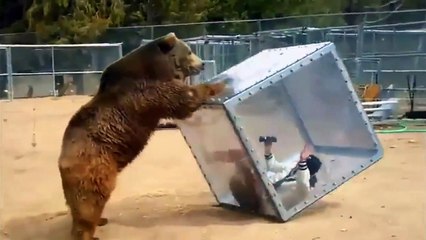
0,9,425,111
0,43,123,100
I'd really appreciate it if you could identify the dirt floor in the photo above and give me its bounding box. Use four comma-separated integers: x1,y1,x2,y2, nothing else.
0,96,425,240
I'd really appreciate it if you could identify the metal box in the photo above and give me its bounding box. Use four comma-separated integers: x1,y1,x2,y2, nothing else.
176,42,383,222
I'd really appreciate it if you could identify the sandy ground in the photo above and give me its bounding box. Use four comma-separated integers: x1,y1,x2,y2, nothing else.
0,96,425,240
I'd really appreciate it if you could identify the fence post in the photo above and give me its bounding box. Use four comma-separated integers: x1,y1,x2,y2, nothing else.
118,43,123,58
51,46,57,97
150,26,154,39
355,15,366,83
5,47,13,101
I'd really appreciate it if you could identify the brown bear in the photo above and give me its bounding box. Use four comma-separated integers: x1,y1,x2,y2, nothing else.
58,32,226,240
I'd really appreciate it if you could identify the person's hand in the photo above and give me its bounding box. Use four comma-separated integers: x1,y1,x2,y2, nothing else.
300,144,314,161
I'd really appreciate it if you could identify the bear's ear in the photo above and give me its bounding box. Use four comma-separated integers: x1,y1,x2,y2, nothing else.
157,32,177,54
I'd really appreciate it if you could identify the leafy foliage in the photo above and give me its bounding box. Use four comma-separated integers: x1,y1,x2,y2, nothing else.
0,0,424,43
26,0,126,43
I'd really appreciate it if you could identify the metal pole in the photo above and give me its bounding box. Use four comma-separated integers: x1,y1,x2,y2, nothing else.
51,46,56,96
5,47,13,101
118,43,123,58
355,15,366,83
150,26,154,39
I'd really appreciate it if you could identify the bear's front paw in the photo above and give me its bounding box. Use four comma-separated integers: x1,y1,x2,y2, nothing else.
189,82,226,102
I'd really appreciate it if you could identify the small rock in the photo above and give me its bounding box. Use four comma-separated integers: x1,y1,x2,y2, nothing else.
391,235,396,238
389,145,397,148
340,228,348,232
349,216,352,219
408,139,416,143
3,118,7,122
381,205,385,208
312,237,321,240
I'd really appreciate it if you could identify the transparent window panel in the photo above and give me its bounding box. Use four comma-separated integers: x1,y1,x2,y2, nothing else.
283,53,378,151
0,48,7,99
0,48,6,74
208,42,331,99
11,47,52,73
222,47,383,220
13,75,54,98
53,47,119,72
55,73,101,96
230,81,321,211
176,106,280,219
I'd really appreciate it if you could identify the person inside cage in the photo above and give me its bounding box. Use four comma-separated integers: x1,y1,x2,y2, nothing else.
214,137,323,212
260,136,323,209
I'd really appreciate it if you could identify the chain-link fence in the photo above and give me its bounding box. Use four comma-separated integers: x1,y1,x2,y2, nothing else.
0,9,425,110
0,43,123,100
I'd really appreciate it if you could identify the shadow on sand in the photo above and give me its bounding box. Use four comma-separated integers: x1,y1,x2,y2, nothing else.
2,192,339,240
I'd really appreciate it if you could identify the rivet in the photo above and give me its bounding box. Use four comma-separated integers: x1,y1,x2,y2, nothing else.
370,159,374,162
290,69,294,73
259,86,263,90
250,148,254,152
269,81,273,84
310,58,313,61
300,64,303,67
238,97,242,101
294,207,298,211
249,92,252,95
332,182,337,186
342,176,346,180
360,165,364,168
314,195,318,198
352,170,356,174
244,137,248,141
323,189,327,193
304,201,308,205
239,127,243,130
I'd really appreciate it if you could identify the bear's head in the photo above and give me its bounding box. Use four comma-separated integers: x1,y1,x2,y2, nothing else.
156,32,204,80
97,32,204,94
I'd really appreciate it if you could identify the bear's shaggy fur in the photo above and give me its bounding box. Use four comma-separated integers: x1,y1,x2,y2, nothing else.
58,33,225,240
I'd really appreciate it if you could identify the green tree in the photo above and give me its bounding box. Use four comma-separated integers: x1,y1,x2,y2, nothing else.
26,0,126,43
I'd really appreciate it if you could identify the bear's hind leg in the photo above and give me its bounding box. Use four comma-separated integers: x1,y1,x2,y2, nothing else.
98,217,108,226
70,192,109,240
